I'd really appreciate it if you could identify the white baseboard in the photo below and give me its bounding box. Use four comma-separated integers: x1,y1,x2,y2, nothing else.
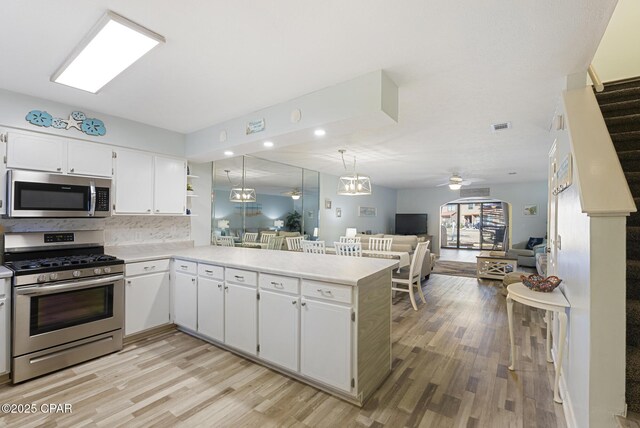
553,348,577,428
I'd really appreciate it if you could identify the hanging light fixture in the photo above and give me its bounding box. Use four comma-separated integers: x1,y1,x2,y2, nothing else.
448,175,463,190
226,169,256,203
337,149,372,196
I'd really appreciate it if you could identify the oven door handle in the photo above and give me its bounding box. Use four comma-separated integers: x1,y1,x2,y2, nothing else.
15,274,124,296
88,181,96,217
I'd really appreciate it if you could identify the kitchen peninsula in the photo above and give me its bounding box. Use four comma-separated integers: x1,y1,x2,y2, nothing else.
169,246,396,406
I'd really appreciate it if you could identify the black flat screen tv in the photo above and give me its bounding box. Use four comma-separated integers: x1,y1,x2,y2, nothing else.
395,214,428,235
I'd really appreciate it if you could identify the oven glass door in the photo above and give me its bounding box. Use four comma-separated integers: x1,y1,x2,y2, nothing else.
14,181,90,211
30,285,114,335
13,276,124,356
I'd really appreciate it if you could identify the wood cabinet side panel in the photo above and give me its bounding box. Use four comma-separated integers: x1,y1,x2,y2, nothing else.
356,269,392,402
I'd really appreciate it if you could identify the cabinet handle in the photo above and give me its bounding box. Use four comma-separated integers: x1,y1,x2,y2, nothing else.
224,286,229,291
56,167,62,171
191,278,196,283
147,209,151,213
234,275,244,281
180,265,188,270
271,281,284,288
143,266,156,270
70,168,75,172
218,284,222,289
127,280,131,285
317,289,333,296
205,270,213,274
0,301,4,307
291,300,297,305
301,302,306,306
155,209,159,213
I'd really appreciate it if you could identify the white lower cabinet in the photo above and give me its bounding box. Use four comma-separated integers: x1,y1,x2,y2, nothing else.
224,283,258,355
197,276,225,342
0,278,10,375
258,290,299,371
125,271,170,336
300,298,352,392
173,270,198,331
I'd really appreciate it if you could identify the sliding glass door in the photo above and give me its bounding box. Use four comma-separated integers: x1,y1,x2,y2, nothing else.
440,201,508,250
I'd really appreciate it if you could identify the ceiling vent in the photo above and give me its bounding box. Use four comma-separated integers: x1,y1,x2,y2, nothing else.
491,122,512,132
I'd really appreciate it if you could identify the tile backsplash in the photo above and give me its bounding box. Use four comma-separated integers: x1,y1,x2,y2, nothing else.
0,216,191,246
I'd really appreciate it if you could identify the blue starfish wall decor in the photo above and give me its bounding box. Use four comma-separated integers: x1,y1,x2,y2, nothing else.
25,110,107,136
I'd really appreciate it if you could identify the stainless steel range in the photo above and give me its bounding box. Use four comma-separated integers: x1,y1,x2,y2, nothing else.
4,230,124,383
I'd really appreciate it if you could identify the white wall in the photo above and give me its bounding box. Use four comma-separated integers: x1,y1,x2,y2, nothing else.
318,173,397,244
0,88,185,156
189,162,212,246
592,0,640,82
396,182,548,253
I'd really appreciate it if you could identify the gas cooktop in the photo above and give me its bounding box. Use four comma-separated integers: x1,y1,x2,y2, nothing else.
6,254,122,274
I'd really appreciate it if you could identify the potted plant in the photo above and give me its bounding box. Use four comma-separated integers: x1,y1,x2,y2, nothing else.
285,210,302,232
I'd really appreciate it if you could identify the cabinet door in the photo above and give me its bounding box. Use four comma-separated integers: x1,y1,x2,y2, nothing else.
301,299,352,391
154,156,186,214
224,283,257,355
125,272,170,336
0,279,9,375
259,290,299,371
7,132,65,173
67,141,113,177
114,150,153,214
173,272,197,331
197,276,224,342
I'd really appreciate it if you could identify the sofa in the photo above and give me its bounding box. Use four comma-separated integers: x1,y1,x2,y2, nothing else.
507,239,547,268
358,234,435,279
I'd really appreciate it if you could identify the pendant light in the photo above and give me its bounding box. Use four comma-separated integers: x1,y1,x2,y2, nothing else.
226,169,256,203
337,149,372,196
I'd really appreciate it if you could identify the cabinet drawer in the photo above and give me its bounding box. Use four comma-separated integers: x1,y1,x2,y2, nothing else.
198,263,224,280
225,268,257,286
126,259,170,276
302,280,353,305
174,259,197,275
259,273,299,294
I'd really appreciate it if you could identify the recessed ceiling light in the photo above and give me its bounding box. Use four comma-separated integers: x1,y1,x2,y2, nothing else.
224,150,234,156
263,141,274,148
314,129,326,137
51,11,165,93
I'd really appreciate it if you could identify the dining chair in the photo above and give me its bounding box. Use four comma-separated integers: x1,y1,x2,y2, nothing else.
369,237,393,251
334,242,362,257
217,236,235,247
286,236,304,251
302,240,326,254
391,242,428,310
260,232,277,243
339,236,361,243
266,236,285,250
243,232,258,243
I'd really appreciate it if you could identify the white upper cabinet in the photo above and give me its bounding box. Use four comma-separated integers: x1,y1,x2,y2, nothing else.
114,149,154,214
154,156,186,214
67,141,113,178
6,132,66,173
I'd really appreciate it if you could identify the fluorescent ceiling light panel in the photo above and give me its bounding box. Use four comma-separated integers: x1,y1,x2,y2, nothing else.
52,11,165,93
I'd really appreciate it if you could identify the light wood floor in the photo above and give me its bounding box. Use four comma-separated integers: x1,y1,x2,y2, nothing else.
0,274,566,427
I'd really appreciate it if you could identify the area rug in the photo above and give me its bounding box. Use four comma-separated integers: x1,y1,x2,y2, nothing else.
431,260,477,278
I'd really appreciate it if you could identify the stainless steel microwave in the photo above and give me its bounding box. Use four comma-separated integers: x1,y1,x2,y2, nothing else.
7,170,111,218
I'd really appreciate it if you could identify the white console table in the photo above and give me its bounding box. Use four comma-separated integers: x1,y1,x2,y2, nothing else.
506,282,570,403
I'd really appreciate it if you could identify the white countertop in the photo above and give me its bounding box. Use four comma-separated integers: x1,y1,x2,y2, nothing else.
172,246,399,286
0,266,13,279
105,241,194,263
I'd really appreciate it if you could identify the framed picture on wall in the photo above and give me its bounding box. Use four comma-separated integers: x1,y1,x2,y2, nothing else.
523,204,538,216
336,207,342,218
358,206,377,217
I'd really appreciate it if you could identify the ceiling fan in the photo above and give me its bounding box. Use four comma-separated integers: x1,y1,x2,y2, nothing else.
436,174,483,190
281,188,302,200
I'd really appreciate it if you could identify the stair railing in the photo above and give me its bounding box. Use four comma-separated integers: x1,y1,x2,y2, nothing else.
588,64,605,93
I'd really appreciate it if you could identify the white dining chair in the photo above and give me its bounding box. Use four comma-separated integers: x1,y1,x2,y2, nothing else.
243,232,258,243
260,232,277,243
286,236,304,251
302,240,326,254
266,236,285,250
217,236,235,247
334,242,362,257
369,237,393,251
339,236,361,243
391,242,429,311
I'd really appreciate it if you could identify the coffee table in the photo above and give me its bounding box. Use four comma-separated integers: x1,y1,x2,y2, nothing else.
476,251,518,280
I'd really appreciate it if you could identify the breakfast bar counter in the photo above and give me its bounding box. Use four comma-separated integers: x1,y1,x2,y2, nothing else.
169,245,397,405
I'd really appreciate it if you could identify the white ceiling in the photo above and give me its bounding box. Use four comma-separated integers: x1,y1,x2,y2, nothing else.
0,1,617,188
